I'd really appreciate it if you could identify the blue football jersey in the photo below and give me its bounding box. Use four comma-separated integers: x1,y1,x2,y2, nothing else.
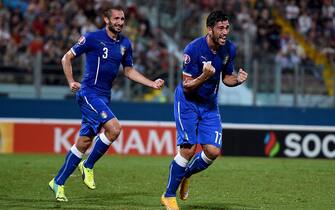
178,36,236,104
71,28,133,96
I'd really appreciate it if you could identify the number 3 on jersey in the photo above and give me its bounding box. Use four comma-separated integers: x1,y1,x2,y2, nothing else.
102,47,108,59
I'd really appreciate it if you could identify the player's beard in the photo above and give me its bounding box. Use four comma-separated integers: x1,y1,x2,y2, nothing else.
107,21,122,34
212,33,226,46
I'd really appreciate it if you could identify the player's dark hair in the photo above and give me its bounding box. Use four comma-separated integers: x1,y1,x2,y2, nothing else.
103,5,124,18
206,11,229,27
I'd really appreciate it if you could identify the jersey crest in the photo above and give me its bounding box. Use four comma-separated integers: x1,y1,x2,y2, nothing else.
100,111,108,119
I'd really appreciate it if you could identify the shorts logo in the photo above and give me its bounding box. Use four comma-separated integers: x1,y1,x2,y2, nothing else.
100,111,108,119
183,54,191,65
78,36,86,45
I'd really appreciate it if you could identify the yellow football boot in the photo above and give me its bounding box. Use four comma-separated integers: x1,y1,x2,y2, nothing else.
179,177,190,201
48,178,68,202
160,193,180,210
78,161,96,189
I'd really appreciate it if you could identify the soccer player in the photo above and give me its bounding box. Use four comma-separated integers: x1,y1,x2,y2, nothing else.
48,5,164,202
160,11,248,210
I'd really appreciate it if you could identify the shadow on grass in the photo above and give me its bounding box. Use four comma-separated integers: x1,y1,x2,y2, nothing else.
0,192,261,210
183,202,261,210
0,197,63,209
0,191,159,209
73,191,159,208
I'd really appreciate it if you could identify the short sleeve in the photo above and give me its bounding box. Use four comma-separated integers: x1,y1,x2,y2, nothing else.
182,44,198,77
224,43,236,75
122,40,133,67
71,33,92,57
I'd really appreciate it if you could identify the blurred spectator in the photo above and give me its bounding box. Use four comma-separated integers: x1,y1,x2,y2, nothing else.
275,36,301,71
298,10,312,34
28,34,43,56
322,0,335,19
285,0,300,26
237,4,257,37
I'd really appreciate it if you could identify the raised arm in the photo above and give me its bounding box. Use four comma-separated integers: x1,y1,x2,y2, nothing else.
61,50,81,92
222,68,248,87
183,61,215,92
123,66,164,89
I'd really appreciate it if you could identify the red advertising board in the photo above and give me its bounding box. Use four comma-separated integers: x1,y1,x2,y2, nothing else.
10,120,178,156
3,119,335,158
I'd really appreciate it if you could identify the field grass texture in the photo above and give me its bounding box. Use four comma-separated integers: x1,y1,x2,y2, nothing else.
0,154,334,210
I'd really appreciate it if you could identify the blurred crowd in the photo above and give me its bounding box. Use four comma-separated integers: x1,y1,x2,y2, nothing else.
174,0,334,93
0,0,176,97
0,0,334,96
178,0,334,63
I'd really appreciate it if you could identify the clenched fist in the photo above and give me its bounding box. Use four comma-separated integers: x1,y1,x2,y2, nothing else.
152,78,165,90
202,61,216,78
237,68,248,83
69,81,81,92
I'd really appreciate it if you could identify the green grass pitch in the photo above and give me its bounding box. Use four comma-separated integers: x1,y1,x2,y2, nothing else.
0,154,334,209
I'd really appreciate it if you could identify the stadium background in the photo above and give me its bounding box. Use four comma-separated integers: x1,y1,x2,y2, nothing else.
0,0,335,209
0,0,334,158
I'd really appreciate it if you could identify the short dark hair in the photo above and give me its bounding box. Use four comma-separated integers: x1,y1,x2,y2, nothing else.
102,5,124,18
206,11,229,27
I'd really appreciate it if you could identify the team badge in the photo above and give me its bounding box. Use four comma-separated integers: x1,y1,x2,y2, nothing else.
100,111,108,119
78,36,86,45
183,54,190,64
223,56,229,65
120,46,126,56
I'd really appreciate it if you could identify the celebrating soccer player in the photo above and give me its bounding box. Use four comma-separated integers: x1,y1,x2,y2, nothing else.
48,5,164,202
161,11,248,210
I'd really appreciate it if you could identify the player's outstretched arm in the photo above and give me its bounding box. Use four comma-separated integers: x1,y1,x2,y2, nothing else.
222,68,248,87
183,61,215,92
123,66,164,90
61,50,81,92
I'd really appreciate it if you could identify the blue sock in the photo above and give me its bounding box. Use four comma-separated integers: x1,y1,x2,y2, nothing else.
84,133,111,169
184,151,213,178
165,153,189,197
55,145,83,185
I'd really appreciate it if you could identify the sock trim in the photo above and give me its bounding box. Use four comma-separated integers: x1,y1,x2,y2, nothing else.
174,152,189,167
70,145,84,158
99,132,112,145
201,151,213,164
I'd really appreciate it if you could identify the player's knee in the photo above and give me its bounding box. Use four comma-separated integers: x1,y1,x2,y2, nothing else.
105,122,122,141
180,144,196,160
210,149,221,159
181,150,195,160
203,146,221,160
76,137,92,153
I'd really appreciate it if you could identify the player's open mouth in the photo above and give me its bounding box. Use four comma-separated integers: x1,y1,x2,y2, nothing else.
219,37,226,43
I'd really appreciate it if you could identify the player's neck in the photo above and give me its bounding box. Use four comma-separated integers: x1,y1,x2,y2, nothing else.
206,35,219,54
106,27,118,40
